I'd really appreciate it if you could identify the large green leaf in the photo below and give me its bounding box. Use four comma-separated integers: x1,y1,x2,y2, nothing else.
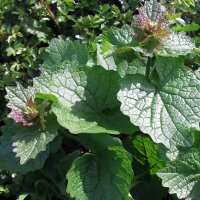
0,116,58,174
34,38,137,134
118,57,200,148
157,148,200,200
66,134,133,200
161,31,196,55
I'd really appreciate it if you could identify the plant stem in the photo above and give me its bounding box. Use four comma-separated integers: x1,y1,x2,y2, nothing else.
146,55,155,80
40,0,60,30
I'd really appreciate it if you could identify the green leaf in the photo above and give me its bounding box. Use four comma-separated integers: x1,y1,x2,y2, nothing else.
67,134,133,200
172,23,200,32
116,59,146,78
97,45,146,77
161,31,196,55
74,15,105,29
41,149,80,198
118,57,200,148
105,25,134,47
157,148,200,199
0,116,58,174
21,17,52,39
131,135,164,174
97,44,117,71
17,194,29,200
34,38,137,134
41,37,88,67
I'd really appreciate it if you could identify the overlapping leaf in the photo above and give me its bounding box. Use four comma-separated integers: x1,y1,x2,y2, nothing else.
2,83,59,173
0,116,58,174
118,56,200,148
131,135,164,174
157,148,200,199
160,31,196,55
34,38,137,134
66,134,133,200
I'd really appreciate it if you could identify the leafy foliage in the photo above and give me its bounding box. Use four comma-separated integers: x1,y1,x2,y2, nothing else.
67,134,133,200
0,0,200,200
157,148,200,199
118,56,200,148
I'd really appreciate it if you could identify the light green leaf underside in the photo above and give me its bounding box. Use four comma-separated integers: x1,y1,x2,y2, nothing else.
0,116,58,173
118,57,200,148
157,149,200,199
34,38,137,134
67,134,133,200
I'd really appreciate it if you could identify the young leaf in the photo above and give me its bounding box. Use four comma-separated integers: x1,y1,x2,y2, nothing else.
157,148,200,199
5,83,35,126
137,0,167,26
66,134,133,200
130,0,196,55
34,38,137,134
117,57,200,148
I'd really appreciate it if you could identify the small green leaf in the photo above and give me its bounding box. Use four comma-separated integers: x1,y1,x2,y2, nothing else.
0,0,14,11
173,23,200,32
21,17,52,39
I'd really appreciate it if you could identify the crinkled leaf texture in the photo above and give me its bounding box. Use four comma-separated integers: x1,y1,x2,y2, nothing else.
0,115,58,174
160,31,196,55
133,0,168,30
34,38,137,134
118,57,200,148
157,148,200,200
138,0,167,24
66,134,133,200
103,25,134,47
